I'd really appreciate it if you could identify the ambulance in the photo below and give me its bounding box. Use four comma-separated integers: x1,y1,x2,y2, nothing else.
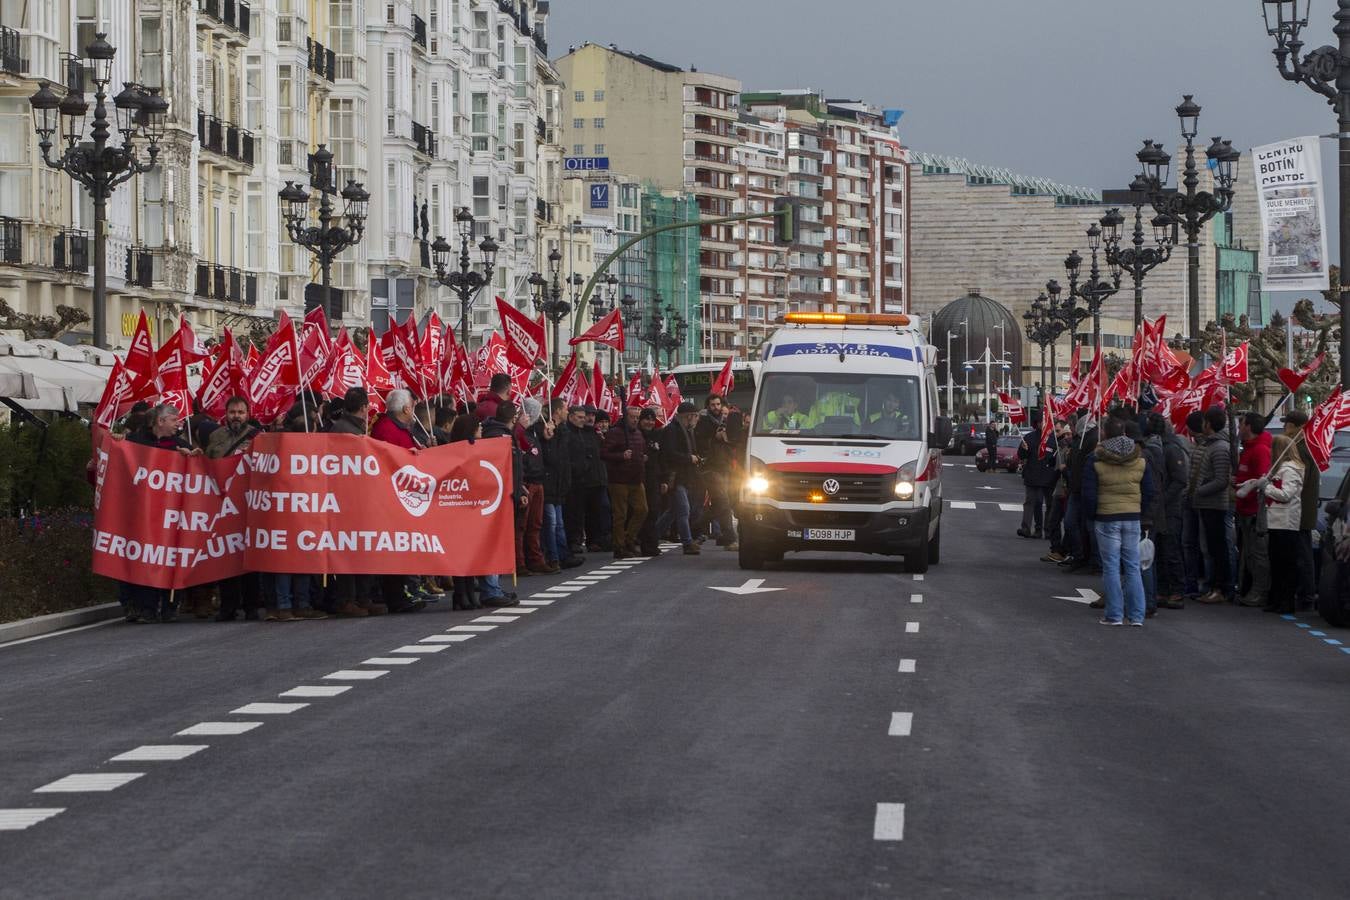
736,313,952,572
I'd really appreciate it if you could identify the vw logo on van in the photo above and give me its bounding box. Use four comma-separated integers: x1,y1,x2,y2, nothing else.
821,478,841,496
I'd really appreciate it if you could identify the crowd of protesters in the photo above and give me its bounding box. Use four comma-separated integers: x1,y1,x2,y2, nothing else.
104,373,747,624
1010,403,1322,627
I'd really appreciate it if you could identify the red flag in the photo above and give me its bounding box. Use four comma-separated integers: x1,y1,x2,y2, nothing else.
998,391,1026,425
496,296,547,367
593,360,620,420
625,370,646,408
1306,387,1350,471
159,314,210,366
569,307,626,352
1038,398,1056,458
248,313,303,421
575,369,593,408
321,331,369,402
1167,384,1209,435
299,305,333,389
93,357,137,429
648,373,677,423
391,315,429,398
1278,352,1326,395
1062,346,1103,414
125,309,156,387
531,377,551,402
551,354,578,400
422,311,445,372
664,374,683,411
1105,361,1135,410
509,363,532,404
198,329,249,418
481,333,511,388
366,327,395,394
245,343,260,373
710,357,736,399
1219,341,1249,385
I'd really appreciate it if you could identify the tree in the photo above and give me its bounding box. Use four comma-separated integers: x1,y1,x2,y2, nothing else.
0,300,90,340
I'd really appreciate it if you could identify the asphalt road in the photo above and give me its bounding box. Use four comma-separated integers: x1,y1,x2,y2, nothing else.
3,462,1349,898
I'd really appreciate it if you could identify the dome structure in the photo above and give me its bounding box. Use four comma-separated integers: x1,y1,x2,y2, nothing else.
928,290,1024,402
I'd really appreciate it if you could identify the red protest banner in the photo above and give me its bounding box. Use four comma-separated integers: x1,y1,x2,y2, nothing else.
92,433,517,588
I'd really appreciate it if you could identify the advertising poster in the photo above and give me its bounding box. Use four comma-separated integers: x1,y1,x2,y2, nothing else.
1253,136,1330,291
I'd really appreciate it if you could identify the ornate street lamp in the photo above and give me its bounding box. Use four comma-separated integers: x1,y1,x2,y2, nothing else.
1101,178,1178,332
30,34,167,348
278,144,369,324
1023,291,1062,408
1074,221,1122,348
1138,96,1240,358
432,207,497,346
1262,0,1350,386
530,247,571,371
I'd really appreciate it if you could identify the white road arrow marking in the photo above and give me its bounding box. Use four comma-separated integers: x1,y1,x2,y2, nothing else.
1054,588,1100,605
710,579,785,596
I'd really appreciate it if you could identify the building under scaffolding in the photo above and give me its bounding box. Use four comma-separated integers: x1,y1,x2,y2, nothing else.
641,187,702,367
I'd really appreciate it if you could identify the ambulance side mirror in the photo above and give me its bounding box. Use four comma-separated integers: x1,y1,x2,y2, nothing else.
930,415,953,450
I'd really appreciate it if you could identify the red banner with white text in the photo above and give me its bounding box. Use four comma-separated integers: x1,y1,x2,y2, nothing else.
92,433,516,589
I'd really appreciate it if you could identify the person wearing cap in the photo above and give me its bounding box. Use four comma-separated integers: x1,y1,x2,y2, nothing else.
1234,412,1273,608
659,401,703,554
636,407,667,557
564,403,608,554
1282,409,1320,607
1083,417,1155,626
693,394,742,550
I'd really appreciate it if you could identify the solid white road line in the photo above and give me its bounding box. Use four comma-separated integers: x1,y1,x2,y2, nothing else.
231,702,308,714
906,622,920,634
0,617,121,650
35,773,144,793
324,669,390,679
110,745,208,762
423,634,476,642
0,809,65,830
363,657,419,665
898,659,916,673
999,503,1022,512
472,615,519,623
888,712,914,737
530,593,569,599
874,803,906,841
280,686,352,698
910,594,923,604
950,501,976,510
449,624,497,632
388,645,445,654
177,721,262,736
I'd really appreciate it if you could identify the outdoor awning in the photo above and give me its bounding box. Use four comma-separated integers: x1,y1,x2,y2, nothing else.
0,335,112,411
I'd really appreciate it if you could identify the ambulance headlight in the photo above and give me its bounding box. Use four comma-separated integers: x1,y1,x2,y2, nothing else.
748,475,770,495
894,480,915,500
894,461,918,499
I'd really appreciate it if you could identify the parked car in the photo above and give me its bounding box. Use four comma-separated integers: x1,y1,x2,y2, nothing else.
976,435,1023,473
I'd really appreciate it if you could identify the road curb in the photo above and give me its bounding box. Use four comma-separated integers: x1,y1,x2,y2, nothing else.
0,603,123,645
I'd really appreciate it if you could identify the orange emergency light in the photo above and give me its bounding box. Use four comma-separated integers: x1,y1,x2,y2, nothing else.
784,312,912,327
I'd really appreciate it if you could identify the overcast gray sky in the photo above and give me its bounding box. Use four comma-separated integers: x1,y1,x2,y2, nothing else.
552,0,1335,194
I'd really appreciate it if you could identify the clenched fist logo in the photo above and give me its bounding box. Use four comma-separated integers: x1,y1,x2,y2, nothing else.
391,464,436,518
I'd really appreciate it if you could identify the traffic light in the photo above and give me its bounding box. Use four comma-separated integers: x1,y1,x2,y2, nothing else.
773,197,798,246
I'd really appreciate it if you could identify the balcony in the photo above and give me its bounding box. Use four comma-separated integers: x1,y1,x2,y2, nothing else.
535,198,549,222
411,121,436,158
304,282,345,320
1,26,28,75
52,230,90,273
412,14,428,50
195,262,257,305
532,30,547,55
307,37,337,83
197,0,250,38
125,246,154,288
197,110,254,168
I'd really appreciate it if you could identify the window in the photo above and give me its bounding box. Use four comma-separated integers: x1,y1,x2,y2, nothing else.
385,52,396,135
245,186,263,270
572,117,584,129
574,90,584,102
139,18,162,89
472,176,490,221
429,0,438,53
592,118,604,129
471,92,489,153
572,144,584,155
593,89,604,101
514,45,527,100
496,102,506,161
430,81,439,133
278,65,293,140
593,144,604,155
513,121,526,175
244,56,263,132
386,3,394,22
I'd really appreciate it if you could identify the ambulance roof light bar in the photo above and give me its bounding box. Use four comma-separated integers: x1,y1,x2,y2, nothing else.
784,312,912,327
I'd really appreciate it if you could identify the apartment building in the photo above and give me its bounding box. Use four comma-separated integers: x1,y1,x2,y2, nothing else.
555,42,741,363
0,0,556,350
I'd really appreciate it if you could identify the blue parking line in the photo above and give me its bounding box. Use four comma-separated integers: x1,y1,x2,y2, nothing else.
1297,623,1312,628
1325,638,1344,645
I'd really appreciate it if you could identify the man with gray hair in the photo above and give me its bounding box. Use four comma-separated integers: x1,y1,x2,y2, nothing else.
372,389,422,450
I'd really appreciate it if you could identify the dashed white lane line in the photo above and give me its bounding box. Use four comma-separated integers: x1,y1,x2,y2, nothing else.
530,593,569,599
389,645,445,654
555,582,591,588
911,594,923,604
0,809,65,830
231,702,308,715
490,606,537,614
363,657,419,665
898,659,916,674
35,773,144,793
110,745,208,762
521,599,556,605
178,721,262,736
573,577,608,582
998,503,1022,512
324,669,390,679
595,567,627,572
888,713,914,737
547,587,587,594
950,501,976,510
472,615,520,624
281,685,352,698
449,625,497,632
912,574,924,582
422,634,477,643
873,803,906,841
906,622,920,634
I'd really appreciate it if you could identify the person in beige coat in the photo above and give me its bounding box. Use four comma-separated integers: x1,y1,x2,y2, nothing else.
1237,434,1304,614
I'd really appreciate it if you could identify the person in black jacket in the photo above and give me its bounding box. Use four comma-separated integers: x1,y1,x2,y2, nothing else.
1017,426,1059,539
636,408,667,556
514,398,550,575
693,394,743,549
564,404,608,553
1059,412,1099,572
537,398,581,569
477,402,523,608
657,401,703,555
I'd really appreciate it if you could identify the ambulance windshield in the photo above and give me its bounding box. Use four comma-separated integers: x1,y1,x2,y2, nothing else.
753,373,922,439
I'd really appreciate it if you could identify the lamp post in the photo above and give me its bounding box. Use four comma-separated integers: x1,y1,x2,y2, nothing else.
1137,96,1240,359
945,329,958,412
1048,276,1089,366
589,273,620,377
278,145,369,325
529,248,572,372
1101,181,1178,332
1262,0,1350,387
1023,292,1062,415
618,291,639,376
431,207,498,347
639,296,687,370
29,34,168,349
1073,223,1123,347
